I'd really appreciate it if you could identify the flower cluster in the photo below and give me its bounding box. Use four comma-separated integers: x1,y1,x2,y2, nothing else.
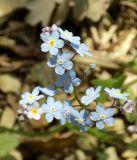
18,25,134,132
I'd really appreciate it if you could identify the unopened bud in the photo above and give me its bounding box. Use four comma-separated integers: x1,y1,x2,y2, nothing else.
122,100,136,113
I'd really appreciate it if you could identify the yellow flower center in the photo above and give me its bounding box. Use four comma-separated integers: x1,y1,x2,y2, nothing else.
31,108,38,114
28,95,33,99
49,39,56,47
99,114,106,120
57,59,64,64
115,91,121,95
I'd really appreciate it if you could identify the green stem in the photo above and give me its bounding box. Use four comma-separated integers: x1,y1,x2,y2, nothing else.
74,88,85,107
0,125,64,137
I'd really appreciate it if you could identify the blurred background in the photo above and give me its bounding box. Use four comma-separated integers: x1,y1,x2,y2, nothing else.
0,0,137,160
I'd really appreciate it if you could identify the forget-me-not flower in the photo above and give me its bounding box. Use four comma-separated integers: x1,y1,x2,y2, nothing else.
19,87,44,105
58,28,80,45
26,102,43,120
60,100,76,125
42,97,63,122
81,86,101,105
71,43,92,56
90,105,115,129
71,109,92,132
47,51,73,75
55,70,81,93
41,30,64,55
104,88,129,100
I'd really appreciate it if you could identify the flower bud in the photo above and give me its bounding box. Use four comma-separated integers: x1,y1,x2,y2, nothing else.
122,100,136,113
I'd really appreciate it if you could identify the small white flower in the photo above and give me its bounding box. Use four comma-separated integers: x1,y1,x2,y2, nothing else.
19,87,44,105
26,102,43,120
104,88,129,100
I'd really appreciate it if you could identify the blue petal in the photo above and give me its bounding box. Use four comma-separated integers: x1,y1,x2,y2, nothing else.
41,43,50,52
54,101,63,110
32,87,40,95
60,117,66,125
56,39,64,48
96,121,105,129
72,78,81,86
51,31,59,40
105,108,114,117
90,112,99,121
104,117,114,126
55,78,64,87
80,109,89,119
42,104,49,113
96,105,106,115
64,61,73,70
55,65,65,75
86,87,94,96
47,57,57,67
69,70,76,79
62,51,72,60
40,32,50,42
45,113,54,122
64,83,73,93
47,97,54,106
81,95,91,105
54,111,62,119
50,47,58,55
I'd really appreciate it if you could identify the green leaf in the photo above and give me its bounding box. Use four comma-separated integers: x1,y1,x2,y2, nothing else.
125,113,135,123
128,58,137,71
92,75,127,89
0,133,19,158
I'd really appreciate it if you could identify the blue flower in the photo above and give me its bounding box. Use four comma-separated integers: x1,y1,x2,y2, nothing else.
55,70,81,93
90,105,115,129
60,100,76,125
42,97,63,122
47,51,73,75
41,30,64,55
19,87,44,105
81,86,101,105
58,28,80,45
71,109,92,132
39,85,56,96
104,88,129,100
70,43,92,56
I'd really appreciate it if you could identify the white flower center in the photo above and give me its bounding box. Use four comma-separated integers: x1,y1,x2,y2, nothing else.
99,114,106,120
50,107,55,112
57,59,64,64
66,111,70,116
76,118,83,124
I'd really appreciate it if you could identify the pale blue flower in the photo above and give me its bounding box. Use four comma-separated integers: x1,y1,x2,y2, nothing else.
104,88,129,100
58,28,80,45
90,105,115,129
55,70,81,93
60,101,76,125
71,109,92,132
39,85,56,96
19,87,44,105
47,51,73,75
41,30,64,55
42,97,63,122
70,43,92,56
81,86,101,105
